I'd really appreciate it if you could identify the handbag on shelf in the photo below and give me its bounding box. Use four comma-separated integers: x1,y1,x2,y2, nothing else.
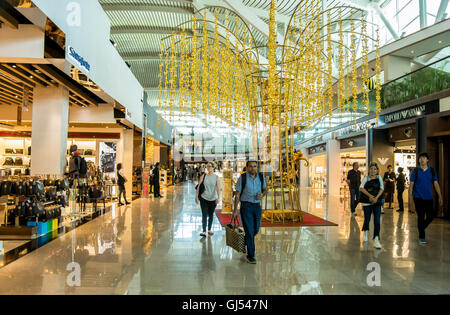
85,149,94,156
14,157,23,166
5,148,14,154
0,181,13,196
33,182,45,198
14,169,22,176
3,157,14,166
14,149,23,155
88,186,103,199
225,217,246,253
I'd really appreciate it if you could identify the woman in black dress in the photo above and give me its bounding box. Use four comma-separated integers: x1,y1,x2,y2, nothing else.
383,165,396,210
396,167,406,212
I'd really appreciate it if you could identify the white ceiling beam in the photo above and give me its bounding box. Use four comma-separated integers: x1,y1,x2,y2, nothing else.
193,0,269,67
101,4,193,15
111,26,192,35
221,0,285,42
436,0,449,22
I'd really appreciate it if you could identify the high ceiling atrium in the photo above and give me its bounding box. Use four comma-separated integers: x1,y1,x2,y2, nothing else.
100,0,450,136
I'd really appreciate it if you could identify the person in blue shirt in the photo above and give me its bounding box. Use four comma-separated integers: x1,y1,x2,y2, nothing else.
409,152,443,244
232,161,267,264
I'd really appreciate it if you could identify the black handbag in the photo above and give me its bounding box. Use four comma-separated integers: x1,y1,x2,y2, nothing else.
89,186,102,199
3,157,14,166
14,149,23,155
46,187,57,200
34,202,45,221
44,179,55,187
5,148,14,154
195,174,206,196
14,157,23,166
33,182,45,198
359,176,383,206
0,181,12,196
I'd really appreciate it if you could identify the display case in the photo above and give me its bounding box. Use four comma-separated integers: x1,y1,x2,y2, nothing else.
0,138,32,176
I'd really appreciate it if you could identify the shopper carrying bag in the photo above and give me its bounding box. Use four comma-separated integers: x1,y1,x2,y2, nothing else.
196,162,221,237
359,162,384,249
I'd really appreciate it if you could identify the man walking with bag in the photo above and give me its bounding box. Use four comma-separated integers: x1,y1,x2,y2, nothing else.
409,152,443,244
232,161,267,264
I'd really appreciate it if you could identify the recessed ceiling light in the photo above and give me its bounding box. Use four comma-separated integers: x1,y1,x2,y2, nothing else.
411,50,414,54
12,65,16,68
29,75,33,79
438,40,442,44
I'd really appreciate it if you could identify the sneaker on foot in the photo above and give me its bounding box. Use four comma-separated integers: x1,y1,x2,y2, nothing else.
419,238,427,244
374,236,382,249
246,256,257,264
208,231,214,236
200,232,206,237
363,230,369,242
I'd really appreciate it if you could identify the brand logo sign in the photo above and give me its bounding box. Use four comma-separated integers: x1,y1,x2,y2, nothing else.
381,100,439,125
338,118,376,137
68,46,91,72
377,157,389,165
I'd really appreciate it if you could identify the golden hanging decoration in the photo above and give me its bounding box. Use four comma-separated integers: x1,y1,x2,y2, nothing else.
158,0,381,223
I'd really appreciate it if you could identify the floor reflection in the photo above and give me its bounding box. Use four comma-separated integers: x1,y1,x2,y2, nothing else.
0,184,448,295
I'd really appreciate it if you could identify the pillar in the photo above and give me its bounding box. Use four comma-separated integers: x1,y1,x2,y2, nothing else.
326,139,341,196
117,129,134,200
416,117,427,157
31,86,69,176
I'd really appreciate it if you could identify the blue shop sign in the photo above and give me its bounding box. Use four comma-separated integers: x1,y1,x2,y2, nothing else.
68,46,91,72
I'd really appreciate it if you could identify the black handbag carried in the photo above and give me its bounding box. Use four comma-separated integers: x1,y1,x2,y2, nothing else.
195,173,206,196
359,175,383,206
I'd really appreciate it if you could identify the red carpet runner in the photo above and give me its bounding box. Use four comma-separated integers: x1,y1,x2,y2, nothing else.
216,210,337,227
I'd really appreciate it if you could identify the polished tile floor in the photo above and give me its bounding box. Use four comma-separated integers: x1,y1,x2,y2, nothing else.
0,183,448,294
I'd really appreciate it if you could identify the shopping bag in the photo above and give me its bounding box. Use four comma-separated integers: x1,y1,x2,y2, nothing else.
225,217,246,253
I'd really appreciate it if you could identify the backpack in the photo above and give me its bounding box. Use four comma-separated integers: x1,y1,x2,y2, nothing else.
240,172,265,194
413,167,436,194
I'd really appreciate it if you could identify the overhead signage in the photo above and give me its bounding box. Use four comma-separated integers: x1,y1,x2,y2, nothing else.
68,46,91,73
380,100,439,125
338,118,377,137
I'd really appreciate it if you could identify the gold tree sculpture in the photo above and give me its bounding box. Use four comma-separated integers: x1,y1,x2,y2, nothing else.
158,0,381,223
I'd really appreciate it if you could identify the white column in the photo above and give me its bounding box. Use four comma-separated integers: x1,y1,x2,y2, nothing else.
31,86,69,176
326,139,341,196
118,129,134,200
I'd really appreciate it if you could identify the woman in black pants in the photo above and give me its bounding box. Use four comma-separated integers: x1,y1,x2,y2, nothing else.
396,167,406,212
117,163,130,206
196,162,221,237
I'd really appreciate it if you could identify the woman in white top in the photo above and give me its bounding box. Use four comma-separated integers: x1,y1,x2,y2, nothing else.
196,162,221,237
360,162,384,249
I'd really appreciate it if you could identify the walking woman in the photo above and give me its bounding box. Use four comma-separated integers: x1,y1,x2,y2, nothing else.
196,162,221,237
396,167,406,212
117,163,130,206
360,162,384,249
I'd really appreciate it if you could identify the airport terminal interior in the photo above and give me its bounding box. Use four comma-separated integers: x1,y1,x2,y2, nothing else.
0,0,449,295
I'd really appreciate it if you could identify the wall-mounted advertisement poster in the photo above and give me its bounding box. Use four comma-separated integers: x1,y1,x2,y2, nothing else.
100,142,117,173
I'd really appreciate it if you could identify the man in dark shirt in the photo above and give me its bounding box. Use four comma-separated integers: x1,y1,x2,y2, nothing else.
346,162,361,216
